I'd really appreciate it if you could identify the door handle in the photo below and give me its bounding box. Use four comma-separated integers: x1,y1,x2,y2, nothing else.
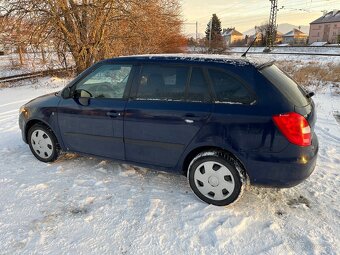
106,111,120,118
184,119,194,124
183,113,204,119
183,113,203,123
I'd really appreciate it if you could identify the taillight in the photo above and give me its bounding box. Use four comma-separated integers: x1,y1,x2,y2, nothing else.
272,112,311,146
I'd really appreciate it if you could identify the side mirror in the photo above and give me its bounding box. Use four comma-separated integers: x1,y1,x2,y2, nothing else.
62,87,73,99
78,89,92,98
74,89,92,106
78,97,90,106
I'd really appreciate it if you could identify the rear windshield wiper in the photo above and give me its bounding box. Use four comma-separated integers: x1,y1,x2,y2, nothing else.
257,61,275,70
306,91,315,98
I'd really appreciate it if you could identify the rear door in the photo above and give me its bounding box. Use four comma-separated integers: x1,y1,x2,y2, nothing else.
124,64,213,168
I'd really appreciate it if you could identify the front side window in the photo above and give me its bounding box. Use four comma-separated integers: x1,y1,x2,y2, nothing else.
208,69,253,104
75,64,132,99
136,65,189,101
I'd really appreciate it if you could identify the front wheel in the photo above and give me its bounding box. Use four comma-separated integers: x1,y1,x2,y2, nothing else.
28,124,59,162
188,152,244,206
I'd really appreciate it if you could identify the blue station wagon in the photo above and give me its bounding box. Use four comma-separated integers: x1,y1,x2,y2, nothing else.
19,54,318,206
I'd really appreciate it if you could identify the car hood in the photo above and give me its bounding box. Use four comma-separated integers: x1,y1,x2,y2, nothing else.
24,92,61,108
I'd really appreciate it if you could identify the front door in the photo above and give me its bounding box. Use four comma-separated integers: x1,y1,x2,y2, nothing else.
58,63,133,159
124,65,213,168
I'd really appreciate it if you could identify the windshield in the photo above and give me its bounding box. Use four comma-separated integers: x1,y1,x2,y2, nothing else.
260,65,309,107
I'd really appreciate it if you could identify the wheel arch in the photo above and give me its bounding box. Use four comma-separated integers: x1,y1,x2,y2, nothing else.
181,146,248,180
25,119,56,143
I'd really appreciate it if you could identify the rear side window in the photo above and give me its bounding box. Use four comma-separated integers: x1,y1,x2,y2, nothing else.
208,69,254,104
136,65,189,100
260,65,309,107
187,68,211,102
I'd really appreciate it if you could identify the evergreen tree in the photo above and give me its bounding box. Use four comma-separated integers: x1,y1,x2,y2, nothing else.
205,14,225,52
205,14,222,41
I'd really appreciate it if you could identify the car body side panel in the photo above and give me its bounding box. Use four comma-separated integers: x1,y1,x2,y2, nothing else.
124,100,213,167
19,93,63,146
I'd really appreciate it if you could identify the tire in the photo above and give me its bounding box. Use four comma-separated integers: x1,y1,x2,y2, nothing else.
187,152,244,206
28,123,59,162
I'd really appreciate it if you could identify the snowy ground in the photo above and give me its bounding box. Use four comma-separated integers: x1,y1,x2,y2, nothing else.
229,46,340,55
232,53,340,65
0,53,72,77
0,62,339,254
187,46,340,56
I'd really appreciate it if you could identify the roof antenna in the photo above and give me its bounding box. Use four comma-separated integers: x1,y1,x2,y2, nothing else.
242,36,257,57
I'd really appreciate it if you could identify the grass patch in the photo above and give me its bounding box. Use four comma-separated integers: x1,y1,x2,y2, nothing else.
276,61,340,89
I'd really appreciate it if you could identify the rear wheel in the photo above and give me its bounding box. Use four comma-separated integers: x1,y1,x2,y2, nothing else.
28,124,59,162
188,152,244,206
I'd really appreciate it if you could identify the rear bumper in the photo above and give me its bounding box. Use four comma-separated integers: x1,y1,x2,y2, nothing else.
245,134,319,188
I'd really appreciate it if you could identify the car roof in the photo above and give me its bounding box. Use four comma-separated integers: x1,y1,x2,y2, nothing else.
103,54,269,68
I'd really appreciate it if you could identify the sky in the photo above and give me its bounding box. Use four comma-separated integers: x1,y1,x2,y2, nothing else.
180,0,339,36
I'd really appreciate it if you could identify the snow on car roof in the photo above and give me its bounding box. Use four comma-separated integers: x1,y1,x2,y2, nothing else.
117,53,270,68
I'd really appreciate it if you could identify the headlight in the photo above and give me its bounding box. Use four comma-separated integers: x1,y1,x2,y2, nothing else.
19,105,26,113
19,105,29,118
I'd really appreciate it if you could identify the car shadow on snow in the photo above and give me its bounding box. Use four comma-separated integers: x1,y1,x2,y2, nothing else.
51,152,313,215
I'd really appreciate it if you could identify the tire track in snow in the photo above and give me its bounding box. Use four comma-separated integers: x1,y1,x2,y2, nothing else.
0,99,31,108
0,109,18,116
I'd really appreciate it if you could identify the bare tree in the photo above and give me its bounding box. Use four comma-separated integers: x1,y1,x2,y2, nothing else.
255,23,277,46
2,0,186,74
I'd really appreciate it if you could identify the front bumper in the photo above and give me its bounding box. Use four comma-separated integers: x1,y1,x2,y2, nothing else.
19,112,28,143
245,134,319,188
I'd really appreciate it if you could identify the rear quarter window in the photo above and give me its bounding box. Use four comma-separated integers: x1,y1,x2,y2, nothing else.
260,65,309,107
208,68,255,104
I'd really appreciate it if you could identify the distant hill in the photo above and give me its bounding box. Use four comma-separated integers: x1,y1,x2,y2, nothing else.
243,23,310,35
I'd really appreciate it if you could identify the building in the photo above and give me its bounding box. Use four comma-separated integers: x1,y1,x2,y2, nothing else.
275,31,283,44
245,30,282,46
246,32,262,45
222,28,243,46
282,29,308,45
309,10,340,44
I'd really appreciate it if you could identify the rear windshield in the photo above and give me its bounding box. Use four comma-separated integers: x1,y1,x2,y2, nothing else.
260,65,309,107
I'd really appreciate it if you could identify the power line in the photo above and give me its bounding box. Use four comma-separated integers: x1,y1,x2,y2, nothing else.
266,0,279,50
192,1,247,22
186,0,338,24
183,0,338,37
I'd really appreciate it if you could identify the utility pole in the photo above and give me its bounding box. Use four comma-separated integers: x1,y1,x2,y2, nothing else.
184,22,199,42
209,18,213,48
265,0,278,52
196,21,198,42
